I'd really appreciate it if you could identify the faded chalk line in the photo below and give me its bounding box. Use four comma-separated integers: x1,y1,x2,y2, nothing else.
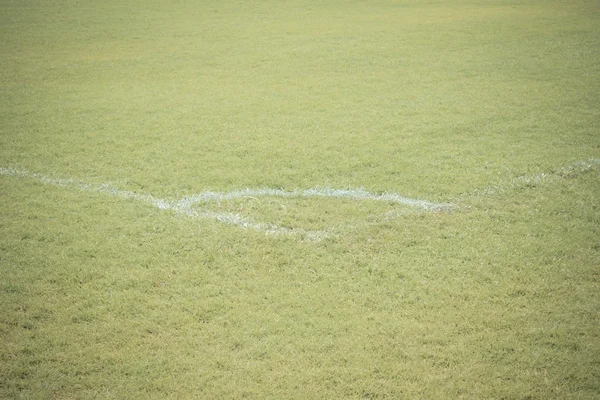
2,158,597,238
472,157,600,197
176,187,454,211
0,166,452,239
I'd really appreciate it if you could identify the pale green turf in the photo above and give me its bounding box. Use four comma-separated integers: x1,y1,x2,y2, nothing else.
1,0,599,398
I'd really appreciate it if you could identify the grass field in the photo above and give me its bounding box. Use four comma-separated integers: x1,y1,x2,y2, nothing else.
1,0,599,398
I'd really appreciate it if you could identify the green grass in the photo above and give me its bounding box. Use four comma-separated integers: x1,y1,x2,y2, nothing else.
1,0,599,398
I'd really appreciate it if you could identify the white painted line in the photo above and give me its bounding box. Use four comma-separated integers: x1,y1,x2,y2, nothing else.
0,166,287,234
1,166,449,239
3,158,597,236
0,166,172,210
474,157,600,196
177,187,454,211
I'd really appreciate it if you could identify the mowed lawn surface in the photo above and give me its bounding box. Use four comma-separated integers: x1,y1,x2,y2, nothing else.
1,0,599,398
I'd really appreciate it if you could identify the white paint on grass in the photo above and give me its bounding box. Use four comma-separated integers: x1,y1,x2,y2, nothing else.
0,166,451,238
0,166,172,210
475,157,600,196
3,158,597,236
176,187,454,211
0,166,301,236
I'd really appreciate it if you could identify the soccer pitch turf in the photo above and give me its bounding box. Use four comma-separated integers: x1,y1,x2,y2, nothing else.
1,0,599,398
